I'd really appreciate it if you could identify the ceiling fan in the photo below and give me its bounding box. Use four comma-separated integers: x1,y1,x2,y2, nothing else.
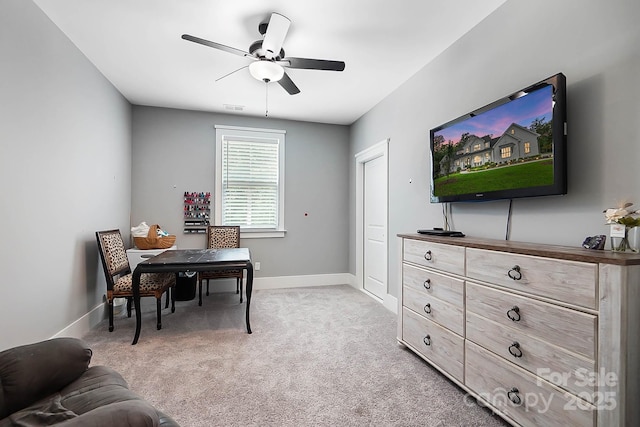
182,12,345,95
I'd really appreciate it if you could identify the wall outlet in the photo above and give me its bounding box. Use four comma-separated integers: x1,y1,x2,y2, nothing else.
255,262,261,271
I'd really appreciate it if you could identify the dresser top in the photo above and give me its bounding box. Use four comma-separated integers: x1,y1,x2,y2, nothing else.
398,233,640,266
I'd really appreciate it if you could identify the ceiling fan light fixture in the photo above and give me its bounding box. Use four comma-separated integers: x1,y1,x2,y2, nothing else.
249,60,284,83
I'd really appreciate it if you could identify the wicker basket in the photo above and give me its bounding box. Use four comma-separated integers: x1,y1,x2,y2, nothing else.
133,224,176,250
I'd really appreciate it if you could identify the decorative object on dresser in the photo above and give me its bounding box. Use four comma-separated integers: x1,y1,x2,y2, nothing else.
582,234,606,250
398,233,640,427
604,201,640,252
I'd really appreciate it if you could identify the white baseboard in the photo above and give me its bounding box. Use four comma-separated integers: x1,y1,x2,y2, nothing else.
383,294,398,315
253,273,354,290
51,302,105,340
358,288,398,315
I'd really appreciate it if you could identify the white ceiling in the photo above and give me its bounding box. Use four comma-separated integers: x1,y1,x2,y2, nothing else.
32,0,507,125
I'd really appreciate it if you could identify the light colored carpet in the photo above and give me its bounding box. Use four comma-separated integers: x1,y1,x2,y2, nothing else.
81,285,507,426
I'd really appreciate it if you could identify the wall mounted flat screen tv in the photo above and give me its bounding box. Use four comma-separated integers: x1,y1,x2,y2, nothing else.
430,73,567,203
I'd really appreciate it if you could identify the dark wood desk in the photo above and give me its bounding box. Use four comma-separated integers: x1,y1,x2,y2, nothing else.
131,248,253,345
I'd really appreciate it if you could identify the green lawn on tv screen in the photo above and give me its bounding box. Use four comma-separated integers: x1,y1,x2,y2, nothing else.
434,159,553,196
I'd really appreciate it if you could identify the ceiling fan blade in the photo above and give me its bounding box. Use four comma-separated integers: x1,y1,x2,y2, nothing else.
181,34,251,58
215,65,250,82
261,13,290,59
283,57,345,71
278,72,300,95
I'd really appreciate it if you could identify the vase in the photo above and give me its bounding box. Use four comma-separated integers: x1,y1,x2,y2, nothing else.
610,226,637,252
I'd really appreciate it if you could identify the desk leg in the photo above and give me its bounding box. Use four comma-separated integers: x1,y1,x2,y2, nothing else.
245,262,253,334
132,269,142,345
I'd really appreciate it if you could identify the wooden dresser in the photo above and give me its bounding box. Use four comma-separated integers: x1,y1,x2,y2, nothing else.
397,234,640,427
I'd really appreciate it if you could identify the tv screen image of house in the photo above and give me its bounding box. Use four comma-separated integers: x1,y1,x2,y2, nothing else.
429,73,566,203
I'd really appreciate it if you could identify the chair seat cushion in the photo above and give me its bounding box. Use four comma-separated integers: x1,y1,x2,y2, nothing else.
114,273,174,294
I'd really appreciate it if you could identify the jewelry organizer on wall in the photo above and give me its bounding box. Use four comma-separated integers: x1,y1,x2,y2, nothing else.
183,191,210,234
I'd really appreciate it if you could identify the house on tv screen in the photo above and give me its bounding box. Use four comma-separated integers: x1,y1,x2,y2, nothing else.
439,123,547,176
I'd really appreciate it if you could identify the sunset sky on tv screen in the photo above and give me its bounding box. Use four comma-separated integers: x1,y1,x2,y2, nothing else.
435,85,553,145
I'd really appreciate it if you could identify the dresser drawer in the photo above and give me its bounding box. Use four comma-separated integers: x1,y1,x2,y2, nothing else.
466,311,596,400
404,286,464,335
466,341,595,427
402,263,464,307
402,308,464,382
403,239,464,275
466,282,596,359
466,248,597,309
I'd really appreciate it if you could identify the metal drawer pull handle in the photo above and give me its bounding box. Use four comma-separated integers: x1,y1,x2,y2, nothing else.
424,303,431,314
423,279,431,290
507,306,521,322
423,335,431,346
508,265,522,280
424,250,432,261
507,387,522,405
508,342,523,358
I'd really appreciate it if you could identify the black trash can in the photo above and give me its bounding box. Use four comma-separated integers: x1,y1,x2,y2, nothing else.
175,272,197,301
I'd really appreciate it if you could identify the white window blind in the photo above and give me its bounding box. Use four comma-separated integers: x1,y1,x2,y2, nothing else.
215,125,286,238
222,138,279,228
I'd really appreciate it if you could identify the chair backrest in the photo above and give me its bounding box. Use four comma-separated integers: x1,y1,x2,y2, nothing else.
96,229,131,289
207,226,240,249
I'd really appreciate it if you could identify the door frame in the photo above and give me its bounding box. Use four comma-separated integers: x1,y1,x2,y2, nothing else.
355,138,389,307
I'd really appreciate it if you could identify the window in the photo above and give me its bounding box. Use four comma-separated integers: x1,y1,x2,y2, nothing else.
215,125,285,238
473,143,481,152
501,146,512,158
524,142,531,154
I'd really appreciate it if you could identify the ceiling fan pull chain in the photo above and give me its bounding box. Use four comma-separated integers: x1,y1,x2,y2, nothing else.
265,81,269,117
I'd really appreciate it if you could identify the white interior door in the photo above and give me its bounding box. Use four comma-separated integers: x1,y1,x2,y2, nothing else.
363,154,387,299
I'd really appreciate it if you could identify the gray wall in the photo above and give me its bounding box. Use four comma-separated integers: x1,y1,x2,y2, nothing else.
131,106,350,278
350,0,640,298
5,0,639,351
0,0,132,350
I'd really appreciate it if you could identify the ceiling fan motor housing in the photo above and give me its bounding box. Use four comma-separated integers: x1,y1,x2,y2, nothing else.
249,40,285,61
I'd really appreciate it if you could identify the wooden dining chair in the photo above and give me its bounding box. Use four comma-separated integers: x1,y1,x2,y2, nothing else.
96,229,176,332
198,225,244,305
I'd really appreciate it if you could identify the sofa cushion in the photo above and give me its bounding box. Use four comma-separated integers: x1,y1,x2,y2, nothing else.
0,338,91,419
58,400,160,426
59,365,144,414
2,398,160,427
0,366,164,427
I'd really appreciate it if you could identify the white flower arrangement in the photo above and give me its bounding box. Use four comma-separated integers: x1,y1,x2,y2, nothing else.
604,202,640,228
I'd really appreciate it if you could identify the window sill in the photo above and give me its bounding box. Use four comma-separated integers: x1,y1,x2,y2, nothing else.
240,230,286,239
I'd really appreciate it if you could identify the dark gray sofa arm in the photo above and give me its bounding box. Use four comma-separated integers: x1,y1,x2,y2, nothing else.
0,338,92,419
